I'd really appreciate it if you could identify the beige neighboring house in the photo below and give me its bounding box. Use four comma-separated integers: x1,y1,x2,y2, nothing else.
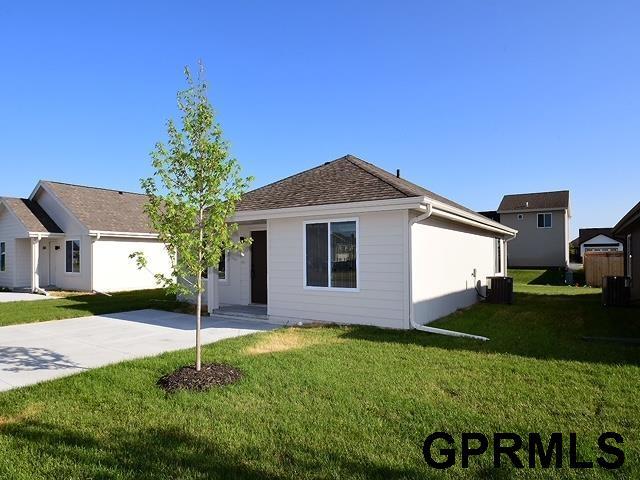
204,155,517,329
0,181,172,293
612,200,640,302
497,190,570,268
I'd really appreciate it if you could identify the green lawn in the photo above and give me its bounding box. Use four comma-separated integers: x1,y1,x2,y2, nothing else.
0,287,638,478
0,289,187,327
510,268,595,295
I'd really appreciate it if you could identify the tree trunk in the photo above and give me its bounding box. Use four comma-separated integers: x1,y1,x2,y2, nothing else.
196,275,202,371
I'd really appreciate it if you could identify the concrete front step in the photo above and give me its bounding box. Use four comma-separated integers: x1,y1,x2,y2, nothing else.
211,310,270,321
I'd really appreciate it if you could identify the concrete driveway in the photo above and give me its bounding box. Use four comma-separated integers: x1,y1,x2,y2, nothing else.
0,309,277,391
0,292,51,303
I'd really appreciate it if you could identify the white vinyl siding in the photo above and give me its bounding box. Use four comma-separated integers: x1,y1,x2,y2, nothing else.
268,210,408,329
92,238,172,292
14,239,32,287
412,215,498,324
0,206,30,288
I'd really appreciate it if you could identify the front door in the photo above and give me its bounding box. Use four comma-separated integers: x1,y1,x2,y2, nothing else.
251,230,267,304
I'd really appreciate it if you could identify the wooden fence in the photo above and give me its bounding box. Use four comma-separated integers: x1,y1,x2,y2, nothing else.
584,252,625,287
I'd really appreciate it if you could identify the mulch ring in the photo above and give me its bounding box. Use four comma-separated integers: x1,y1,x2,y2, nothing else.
157,363,244,393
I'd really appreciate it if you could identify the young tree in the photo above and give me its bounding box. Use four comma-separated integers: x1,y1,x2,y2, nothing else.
135,64,251,371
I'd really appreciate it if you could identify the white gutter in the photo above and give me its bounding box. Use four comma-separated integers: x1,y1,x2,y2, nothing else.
430,207,516,237
427,197,517,237
408,202,490,341
88,230,159,239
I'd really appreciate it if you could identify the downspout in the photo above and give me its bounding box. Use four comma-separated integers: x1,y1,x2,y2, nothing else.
408,204,489,341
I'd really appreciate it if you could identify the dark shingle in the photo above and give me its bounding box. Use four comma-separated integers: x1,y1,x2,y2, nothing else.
43,181,154,233
1,198,62,233
613,201,640,235
237,155,479,215
578,228,624,246
497,190,569,212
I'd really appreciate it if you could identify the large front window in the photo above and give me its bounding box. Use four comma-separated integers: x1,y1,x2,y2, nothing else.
305,220,357,289
65,240,80,273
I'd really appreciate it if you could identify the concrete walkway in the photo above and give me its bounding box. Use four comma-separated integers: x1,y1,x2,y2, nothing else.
0,292,51,303
0,309,277,391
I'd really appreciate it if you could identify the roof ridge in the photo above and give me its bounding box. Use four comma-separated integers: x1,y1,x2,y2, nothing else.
244,155,355,195
43,180,147,196
503,189,569,197
343,155,416,197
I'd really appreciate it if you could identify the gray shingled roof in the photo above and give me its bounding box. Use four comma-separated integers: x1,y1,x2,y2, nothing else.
497,190,569,212
237,155,478,215
42,181,155,233
577,228,624,246
1,197,62,234
613,200,640,235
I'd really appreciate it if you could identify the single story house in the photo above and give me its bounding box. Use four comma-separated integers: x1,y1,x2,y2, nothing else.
0,181,172,292
496,190,570,268
206,155,517,329
574,228,624,261
612,200,640,302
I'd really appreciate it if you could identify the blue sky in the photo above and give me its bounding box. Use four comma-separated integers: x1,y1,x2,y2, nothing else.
1,1,638,238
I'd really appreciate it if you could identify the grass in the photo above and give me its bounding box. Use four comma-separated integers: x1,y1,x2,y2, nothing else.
510,268,595,295
0,289,187,327
0,289,639,478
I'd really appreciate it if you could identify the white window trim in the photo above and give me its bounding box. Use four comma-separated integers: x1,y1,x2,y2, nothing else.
65,239,81,275
537,212,552,229
0,241,5,272
217,251,229,283
302,217,360,292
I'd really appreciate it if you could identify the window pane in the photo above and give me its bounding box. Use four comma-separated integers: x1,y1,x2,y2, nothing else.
66,241,72,272
306,223,328,287
218,254,226,279
331,221,357,288
537,214,544,228
0,242,5,272
72,240,80,273
545,214,552,228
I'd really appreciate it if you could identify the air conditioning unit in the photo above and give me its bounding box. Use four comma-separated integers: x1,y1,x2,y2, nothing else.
602,276,630,307
486,276,514,304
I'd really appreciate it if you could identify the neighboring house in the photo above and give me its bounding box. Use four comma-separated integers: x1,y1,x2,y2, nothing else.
0,181,172,292
205,155,517,329
574,228,624,261
496,190,570,268
612,200,640,302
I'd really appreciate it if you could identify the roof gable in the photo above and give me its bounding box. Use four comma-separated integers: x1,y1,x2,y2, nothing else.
41,181,154,233
0,197,62,234
578,228,624,246
497,190,569,212
237,155,478,215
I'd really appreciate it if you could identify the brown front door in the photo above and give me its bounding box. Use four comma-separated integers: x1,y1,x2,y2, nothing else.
251,230,267,304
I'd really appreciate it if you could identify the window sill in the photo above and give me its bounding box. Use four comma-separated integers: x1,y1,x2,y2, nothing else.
303,286,360,293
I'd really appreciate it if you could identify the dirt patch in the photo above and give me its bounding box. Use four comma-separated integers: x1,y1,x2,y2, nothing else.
157,363,243,393
0,403,43,428
246,328,334,355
